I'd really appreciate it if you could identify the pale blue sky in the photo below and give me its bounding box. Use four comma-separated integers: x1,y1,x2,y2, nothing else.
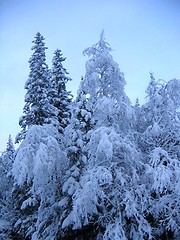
1,0,180,151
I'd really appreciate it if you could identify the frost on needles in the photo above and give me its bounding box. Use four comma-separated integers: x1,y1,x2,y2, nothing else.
0,32,180,240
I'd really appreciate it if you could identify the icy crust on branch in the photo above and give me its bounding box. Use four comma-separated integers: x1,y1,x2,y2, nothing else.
87,127,115,166
87,126,139,171
103,221,127,240
93,96,133,132
146,147,180,194
62,166,112,230
12,125,65,189
95,97,118,127
144,147,180,237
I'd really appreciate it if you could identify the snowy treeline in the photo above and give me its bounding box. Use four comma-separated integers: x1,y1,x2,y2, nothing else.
0,32,180,240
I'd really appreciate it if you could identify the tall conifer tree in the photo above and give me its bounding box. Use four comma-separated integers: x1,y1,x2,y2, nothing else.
51,49,72,133
16,32,57,143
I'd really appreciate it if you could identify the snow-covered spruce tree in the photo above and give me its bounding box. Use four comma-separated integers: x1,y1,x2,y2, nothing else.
16,32,58,143
0,135,15,219
50,49,72,133
0,136,15,239
59,88,94,239
74,78,95,135
12,125,67,239
141,75,180,238
61,34,150,239
133,98,147,133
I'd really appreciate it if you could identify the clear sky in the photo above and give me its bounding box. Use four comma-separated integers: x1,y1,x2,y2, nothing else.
0,0,180,151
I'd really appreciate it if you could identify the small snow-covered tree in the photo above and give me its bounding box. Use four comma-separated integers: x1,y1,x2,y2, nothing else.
0,135,15,220
12,125,66,239
144,147,180,238
133,98,147,133
50,49,72,133
16,33,58,143
142,74,180,157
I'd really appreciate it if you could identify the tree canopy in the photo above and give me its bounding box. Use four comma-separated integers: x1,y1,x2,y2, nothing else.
1,32,180,240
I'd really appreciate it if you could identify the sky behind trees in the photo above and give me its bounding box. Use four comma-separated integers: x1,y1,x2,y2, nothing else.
1,0,180,151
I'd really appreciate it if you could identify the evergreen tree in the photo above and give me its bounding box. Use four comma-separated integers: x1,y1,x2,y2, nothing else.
1,135,15,172
141,75,180,238
133,98,146,133
16,32,58,143
12,125,66,239
0,135,15,239
60,89,93,239
6,33,180,240
0,135,15,215
50,49,72,133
